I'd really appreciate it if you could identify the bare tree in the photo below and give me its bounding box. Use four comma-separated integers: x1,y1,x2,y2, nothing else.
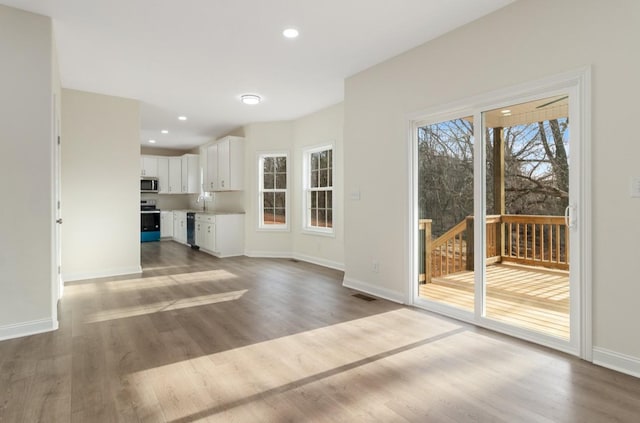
419,117,569,237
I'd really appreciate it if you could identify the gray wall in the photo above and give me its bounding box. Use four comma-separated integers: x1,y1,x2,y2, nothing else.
344,0,640,370
0,5,56,338
61,89,141,281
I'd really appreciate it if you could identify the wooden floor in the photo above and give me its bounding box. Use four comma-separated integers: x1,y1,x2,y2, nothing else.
419,264,570,339
2,242,640,422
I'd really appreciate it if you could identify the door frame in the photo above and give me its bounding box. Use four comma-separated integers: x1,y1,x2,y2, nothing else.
407,67,592,359
53,94,62,300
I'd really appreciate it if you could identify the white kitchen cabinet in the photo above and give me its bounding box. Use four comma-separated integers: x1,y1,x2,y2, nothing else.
195,213,243,257
160,211,173,238
217,136,244,191
214,214,244,256
195,214,215,252
205,142,218,192
181,154,200,194
173,211,187,244
157,157,169,193
140,156,158,177
168,157,182,194
204,136,244,192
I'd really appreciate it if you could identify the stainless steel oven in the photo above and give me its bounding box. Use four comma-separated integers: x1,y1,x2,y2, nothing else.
141,200,160,242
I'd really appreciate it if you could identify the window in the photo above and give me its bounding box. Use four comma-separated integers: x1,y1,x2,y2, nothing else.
258,153,288,230
303,145,333,234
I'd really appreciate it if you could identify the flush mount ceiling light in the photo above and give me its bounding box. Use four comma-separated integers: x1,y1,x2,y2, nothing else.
501,109,511,114
240,94,262,105
161,130,169,134
148,139,156,144
178,116,187,121
283,28,299,39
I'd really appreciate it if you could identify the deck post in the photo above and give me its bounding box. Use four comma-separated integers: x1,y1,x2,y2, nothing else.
424,220,432,283
466,216,474,271
493,127,505,261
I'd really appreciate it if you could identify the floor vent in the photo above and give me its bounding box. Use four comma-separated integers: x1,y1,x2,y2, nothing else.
352,293,376,302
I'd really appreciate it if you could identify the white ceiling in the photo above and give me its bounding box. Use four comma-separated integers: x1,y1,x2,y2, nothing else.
4,0,514,150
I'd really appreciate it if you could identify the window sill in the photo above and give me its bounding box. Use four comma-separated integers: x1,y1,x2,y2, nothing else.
302,227,335,238
257,226,290,232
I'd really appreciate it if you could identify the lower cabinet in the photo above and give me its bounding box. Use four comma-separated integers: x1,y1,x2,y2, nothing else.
214,214,244,257
160,211,173,238
173,211,187,244
168,210,243,255
195,213,244,257
195,214,215,252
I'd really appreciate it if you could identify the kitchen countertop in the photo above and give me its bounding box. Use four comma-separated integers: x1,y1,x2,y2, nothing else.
164,209,245,215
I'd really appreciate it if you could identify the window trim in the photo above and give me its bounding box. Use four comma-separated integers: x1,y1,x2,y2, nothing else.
302,144,335,236
257,151,289,231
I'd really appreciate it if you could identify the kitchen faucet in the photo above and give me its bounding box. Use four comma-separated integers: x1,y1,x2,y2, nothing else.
195,192,211,212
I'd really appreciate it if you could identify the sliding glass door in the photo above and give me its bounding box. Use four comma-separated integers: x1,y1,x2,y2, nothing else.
481,96,571,340
413,78,585,355
417,116,476,313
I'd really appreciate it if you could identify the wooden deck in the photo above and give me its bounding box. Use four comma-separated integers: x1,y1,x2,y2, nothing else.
418,263,570,339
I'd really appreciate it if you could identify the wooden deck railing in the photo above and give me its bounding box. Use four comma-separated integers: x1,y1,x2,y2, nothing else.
502,214,569,270
419,214,569,283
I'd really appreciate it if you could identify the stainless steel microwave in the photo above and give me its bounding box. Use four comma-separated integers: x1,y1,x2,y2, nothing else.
140,177,159,193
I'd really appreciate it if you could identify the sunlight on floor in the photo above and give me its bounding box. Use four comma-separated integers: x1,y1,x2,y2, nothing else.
125,308,488,422
84,290,247,324
105,269,238,292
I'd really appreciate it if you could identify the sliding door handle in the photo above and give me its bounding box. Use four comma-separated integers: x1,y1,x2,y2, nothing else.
564,205,575,229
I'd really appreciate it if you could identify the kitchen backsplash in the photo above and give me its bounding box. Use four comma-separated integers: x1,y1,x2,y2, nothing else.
188,191,245,212
140,191,245,212
140,193,191,210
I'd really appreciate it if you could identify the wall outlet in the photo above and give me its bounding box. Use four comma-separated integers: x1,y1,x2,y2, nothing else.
372,260,380,273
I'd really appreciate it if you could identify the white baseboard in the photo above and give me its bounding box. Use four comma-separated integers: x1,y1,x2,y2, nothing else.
342,277,405,304
292,253,345,272
244,250,293,259
244,250,345,272
593,347,640,379
0,317,58,341
63,265,142,283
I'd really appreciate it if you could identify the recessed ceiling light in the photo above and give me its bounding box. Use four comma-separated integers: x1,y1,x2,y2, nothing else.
240,94,262,105
178,116,187,121
148,139,156,144
283,28,299,39
501,109,511,114
161,130,169,134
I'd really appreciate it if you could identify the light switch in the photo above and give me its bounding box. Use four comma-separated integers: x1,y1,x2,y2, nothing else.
350,191,361,201
632,176,640,198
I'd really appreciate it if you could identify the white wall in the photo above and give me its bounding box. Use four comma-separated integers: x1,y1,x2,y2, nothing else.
344,0,640,369
0,5,57,339
292,103,345,270
61,89,141,281
243,121,295,257
242,105,345,269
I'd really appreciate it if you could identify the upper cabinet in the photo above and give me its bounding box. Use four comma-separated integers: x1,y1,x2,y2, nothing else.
157,157,169,193
168,157,182,194
205,142,218,191
142,154,198,194
140,156,158,177
181,154,200,194
205,136,244,192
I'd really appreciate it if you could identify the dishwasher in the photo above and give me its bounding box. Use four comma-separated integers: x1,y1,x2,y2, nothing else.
186,212,198,249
